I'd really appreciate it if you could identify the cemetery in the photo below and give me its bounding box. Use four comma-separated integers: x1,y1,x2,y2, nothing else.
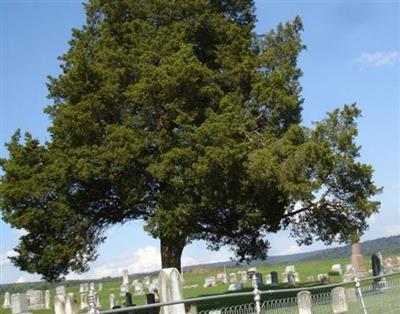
1,250,400,314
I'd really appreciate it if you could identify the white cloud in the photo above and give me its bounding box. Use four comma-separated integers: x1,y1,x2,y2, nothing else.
0,250,18,267
93,246,162,278
384,225,400,236
182,257,198,267
14,274,40,283
356,51,399,69
279,245,303,255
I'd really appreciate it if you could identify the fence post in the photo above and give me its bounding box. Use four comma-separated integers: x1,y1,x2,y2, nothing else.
352,269,367,314
252,274,261,314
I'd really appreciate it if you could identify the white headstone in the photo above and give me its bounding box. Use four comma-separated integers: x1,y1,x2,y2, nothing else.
80,293,88,311
203,276,216,288
54,295,65,314
331,287,348,314
65,293,78,314
27,290,43,309
216,273,228,284
159,268,185,314
228,282,243,291
143,276,151,285
98,283,103,291
11,294,31,314
2,292,11,309
331,264,343,275
297,291,312,314
265,274,272,284
89,282,95,292
109,293,116,309
122,269,129,285
44,290,50,309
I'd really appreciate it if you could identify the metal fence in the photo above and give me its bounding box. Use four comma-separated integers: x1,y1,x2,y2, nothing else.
96,271,400,314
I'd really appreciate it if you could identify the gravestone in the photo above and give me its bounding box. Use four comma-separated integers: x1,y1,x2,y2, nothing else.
331,264,342,275
96,293,102,309
306,276,315,283
54,295,65,314
80,293,89,311
371,252,387,289
317,273,329,284
288,273,296,286
270,271,279,287
109,293,116,309
98,283,103,291
186,303,198,314
146,293,156,304
147,283,158,293
297,291,312,314
331,287,348,314
122,269,130,285
159,268,185,314
133,282,144,295
143,276,151,286
2,292,11,309
79,284,84,294
216,273,228,284
89,282,95,291
83,283,89,292
65,293,78,314
203,276,216,288
351,242,368,278
120,283,129,296
253,272,263,287
44,290,50,309
11,294,31,314
56,286,66,304
228,283,243,291
27,290,43,310
285,265,295,273
264,274,271,285
229,273,237,283
342,273,353,283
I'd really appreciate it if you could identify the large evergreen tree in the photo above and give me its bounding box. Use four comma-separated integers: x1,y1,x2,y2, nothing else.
0,0,380,281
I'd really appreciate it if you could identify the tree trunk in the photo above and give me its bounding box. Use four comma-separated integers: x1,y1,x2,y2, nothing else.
160,237,185,271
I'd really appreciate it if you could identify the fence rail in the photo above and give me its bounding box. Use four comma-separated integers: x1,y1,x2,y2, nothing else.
98,271,400,314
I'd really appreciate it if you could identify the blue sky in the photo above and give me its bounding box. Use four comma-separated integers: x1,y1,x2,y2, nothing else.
1,0,399,284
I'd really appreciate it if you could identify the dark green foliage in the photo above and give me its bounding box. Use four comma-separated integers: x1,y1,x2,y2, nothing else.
0,0,381,282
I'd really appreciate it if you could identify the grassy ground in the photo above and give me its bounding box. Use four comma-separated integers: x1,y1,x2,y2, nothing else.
1,256,398,313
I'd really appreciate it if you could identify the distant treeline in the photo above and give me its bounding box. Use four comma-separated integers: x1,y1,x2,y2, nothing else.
1,235,398,293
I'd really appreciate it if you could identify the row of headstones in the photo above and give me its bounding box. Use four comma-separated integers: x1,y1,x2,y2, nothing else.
2,290,51,312
120,269,159,296
203,268,264,291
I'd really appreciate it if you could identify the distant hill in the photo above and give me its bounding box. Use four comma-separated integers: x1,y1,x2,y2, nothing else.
183,235,400,269
1,235,398,292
